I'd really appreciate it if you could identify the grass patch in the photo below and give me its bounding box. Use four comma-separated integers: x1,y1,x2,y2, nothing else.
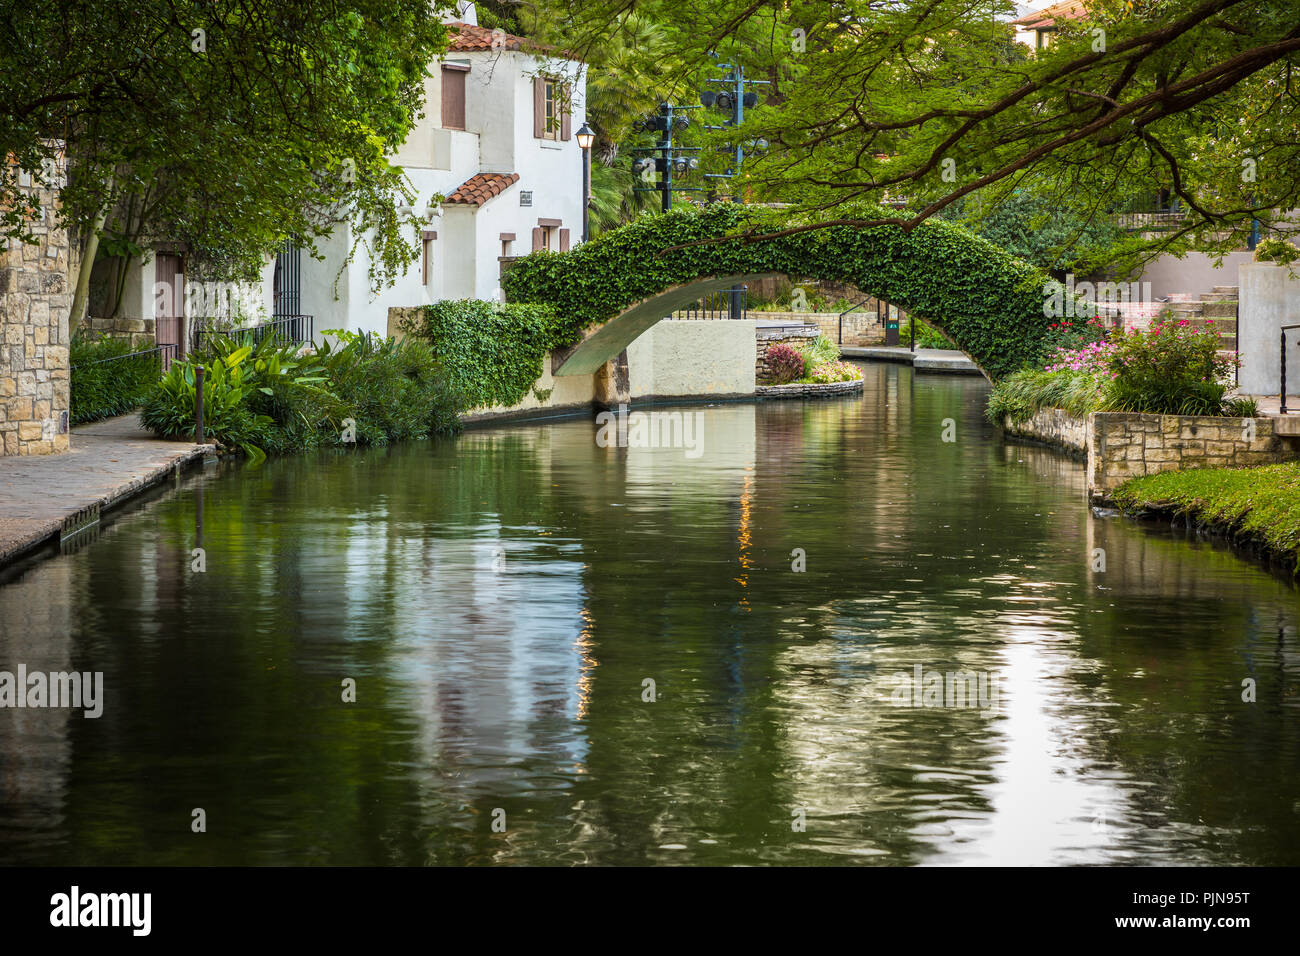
1112,462,1300,574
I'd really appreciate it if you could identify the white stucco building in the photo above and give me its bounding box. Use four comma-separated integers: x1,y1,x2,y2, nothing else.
85,4,586,351
301,8,588,338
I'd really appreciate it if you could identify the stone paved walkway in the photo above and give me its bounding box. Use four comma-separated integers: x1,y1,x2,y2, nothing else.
840,346,983,374
0,414,213,567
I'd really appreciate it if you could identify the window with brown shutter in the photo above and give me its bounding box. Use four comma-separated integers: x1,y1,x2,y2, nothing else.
559,228,570,252
535,76,566,140
532,77,546,138
531,227,545,251
441,65,468,130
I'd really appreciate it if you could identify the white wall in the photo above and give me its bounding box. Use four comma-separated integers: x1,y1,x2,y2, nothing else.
627,320,758,400
307,45,586,339
1238,262,1300,395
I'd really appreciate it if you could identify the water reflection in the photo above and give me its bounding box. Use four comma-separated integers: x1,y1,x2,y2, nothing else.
1,363,1298,865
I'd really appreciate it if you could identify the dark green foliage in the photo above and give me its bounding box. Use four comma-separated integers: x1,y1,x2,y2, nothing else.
141,331,460,457
69,333,163,425
899,318,953,349
400,300,562,410
322,333,461,445
940,191,1127,276
501,204,1054,380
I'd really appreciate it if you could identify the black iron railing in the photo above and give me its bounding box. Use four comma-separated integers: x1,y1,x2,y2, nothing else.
1280,324,1300,413
671,286,748,320
190,315,313,354
71,343,178,373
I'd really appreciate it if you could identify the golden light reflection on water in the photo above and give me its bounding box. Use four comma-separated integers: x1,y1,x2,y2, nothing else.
574,601,598,721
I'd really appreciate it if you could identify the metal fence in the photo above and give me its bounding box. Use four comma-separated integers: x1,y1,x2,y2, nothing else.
669,286,748,320
71,343,178,373
190,315,314,354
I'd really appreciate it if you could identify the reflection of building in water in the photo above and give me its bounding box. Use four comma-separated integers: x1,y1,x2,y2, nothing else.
368,427,593,798
0,559,75,843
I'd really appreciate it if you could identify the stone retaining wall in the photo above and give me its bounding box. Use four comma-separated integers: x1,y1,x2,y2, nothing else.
79,315,156,350
750,311,885,347
1002,407,1088,456
756,378,864,399
1003,407,1300,500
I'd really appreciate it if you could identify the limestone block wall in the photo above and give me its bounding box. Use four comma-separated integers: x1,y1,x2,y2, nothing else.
79,315,156,350
1003,406,1300,500
1088,412,1300,498
1,156,73,456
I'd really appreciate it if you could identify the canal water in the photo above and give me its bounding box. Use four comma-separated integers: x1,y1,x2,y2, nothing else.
2,362,1298,865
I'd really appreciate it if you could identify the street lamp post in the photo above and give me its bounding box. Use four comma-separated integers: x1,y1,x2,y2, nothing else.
576,123,594,243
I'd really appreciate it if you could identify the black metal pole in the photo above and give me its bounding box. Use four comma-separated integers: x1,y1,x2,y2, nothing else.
582,146,590,243
195,364,206,444
1282,331,1288,415
661,104,672,213
728,68,744,322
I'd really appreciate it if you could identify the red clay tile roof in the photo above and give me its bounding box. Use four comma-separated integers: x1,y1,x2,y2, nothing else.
447,22,529,52
444,172,520,206
1012,0,1088,28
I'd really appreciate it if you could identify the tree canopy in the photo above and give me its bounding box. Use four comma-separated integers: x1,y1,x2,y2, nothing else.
1,0,452,309
529,0,1300,270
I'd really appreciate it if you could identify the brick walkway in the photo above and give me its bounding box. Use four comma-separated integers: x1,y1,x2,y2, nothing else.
0,414,213,567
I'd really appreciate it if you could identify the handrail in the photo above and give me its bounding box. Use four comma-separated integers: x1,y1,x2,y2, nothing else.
1280,324,1300,414
837,297,874,345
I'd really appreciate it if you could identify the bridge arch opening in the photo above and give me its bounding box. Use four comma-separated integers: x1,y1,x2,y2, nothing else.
502,206,1055,381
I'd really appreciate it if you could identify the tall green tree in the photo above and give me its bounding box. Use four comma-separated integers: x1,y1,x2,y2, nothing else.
530,0,1300,270
1,0,453,321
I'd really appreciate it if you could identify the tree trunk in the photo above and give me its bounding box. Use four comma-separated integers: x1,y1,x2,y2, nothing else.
68,182,112,329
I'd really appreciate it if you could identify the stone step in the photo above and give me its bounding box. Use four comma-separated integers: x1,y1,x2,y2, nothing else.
1272,415,1300,436
1211,285,1239,294
1200,292,1238,304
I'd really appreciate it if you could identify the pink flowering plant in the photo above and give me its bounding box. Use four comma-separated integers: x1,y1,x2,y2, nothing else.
1098,319,1247,415
989,317,1257,424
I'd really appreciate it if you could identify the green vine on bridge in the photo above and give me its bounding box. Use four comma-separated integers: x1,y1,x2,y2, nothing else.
401,300,563,410
502,204,1060,380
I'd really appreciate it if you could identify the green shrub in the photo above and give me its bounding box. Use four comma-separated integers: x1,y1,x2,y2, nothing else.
796,335,840,376
70,332,163,425
140,330,460,457
140,347,276,458
898,317,953,349
400,300,560,410
1254,238,1300,265
1096,320,1238,415
320,331,460,445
